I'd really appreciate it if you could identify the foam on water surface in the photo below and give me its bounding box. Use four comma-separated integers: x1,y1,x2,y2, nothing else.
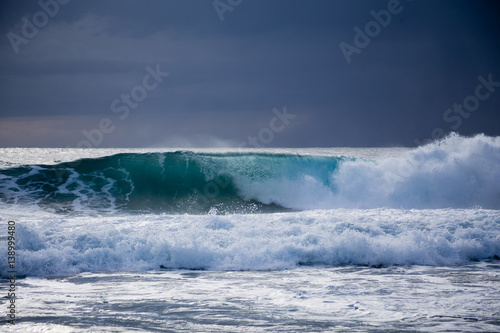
1,208,499,277
2,264,500,332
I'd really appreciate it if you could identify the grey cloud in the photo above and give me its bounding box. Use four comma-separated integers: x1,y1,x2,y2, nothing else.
0,0,499,147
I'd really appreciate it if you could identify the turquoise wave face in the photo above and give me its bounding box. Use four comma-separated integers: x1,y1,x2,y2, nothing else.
2,134,499,213
0,152,345,214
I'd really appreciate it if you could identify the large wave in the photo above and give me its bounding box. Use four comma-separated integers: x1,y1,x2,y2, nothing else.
323,133,500,210
0,133,499,213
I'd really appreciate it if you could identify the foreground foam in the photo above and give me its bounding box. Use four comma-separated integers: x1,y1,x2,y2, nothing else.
0,208,499,276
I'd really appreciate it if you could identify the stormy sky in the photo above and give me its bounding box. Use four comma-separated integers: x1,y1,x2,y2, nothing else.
0,0,499,148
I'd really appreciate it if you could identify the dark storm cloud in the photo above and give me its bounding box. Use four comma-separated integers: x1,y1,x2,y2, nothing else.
0,0,499,147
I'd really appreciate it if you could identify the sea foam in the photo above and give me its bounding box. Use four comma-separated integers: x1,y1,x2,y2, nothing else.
236,133,500,210
1,208,499,277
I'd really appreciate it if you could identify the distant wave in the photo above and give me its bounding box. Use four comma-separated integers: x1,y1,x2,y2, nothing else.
0,133,499,213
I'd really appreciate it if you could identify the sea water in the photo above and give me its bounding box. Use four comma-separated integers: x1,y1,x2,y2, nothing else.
0,133,499,332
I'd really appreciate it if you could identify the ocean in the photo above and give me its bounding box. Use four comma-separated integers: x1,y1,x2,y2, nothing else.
1,133,499,332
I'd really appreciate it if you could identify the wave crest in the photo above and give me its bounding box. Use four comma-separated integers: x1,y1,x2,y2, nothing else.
0,134,499,213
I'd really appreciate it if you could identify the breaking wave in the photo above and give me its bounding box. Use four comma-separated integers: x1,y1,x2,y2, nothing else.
1,133,499,213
